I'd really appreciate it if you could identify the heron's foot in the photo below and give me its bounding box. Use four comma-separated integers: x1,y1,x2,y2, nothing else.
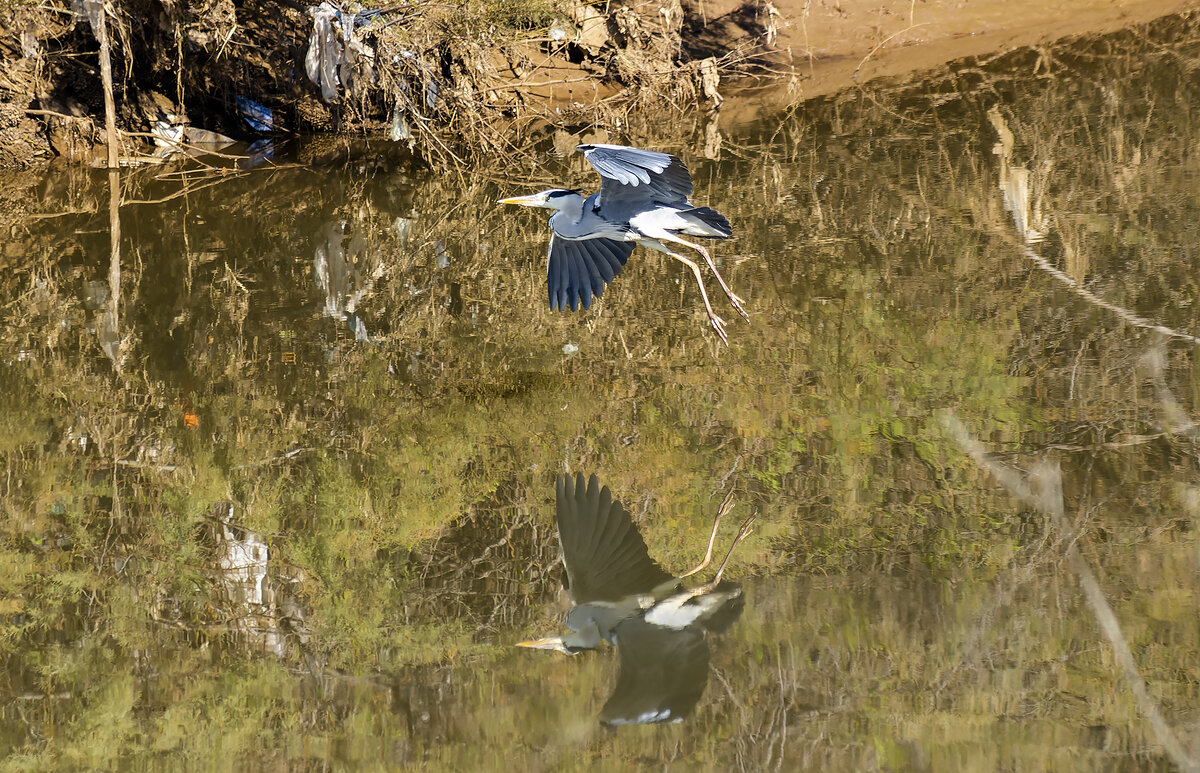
727,292,750,324
717,487,737,520
732,514,756,546
708,312,729,346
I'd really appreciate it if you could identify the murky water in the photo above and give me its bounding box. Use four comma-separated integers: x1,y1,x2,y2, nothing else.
3,16,1200,771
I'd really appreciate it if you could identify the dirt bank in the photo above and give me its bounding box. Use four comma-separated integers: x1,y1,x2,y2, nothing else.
718,0,1198,127
0,0,1195,167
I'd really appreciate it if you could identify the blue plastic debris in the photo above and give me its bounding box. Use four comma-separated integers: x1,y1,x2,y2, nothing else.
236,96,275,132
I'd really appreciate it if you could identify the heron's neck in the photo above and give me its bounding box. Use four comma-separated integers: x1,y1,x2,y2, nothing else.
548,193,585,226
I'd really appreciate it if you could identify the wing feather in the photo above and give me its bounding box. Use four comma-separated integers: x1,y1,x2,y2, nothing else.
546,236,635,312
556,474,674,604
546,235,568,310
578,144,694,210
565,240,584,310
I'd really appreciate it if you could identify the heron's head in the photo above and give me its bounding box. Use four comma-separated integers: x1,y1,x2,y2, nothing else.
515,635,590,655
497,188,582,210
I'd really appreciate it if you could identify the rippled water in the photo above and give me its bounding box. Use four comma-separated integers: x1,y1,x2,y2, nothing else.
2,15,1199,771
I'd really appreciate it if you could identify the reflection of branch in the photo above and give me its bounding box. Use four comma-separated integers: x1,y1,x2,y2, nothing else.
1142,346,1200,438
232,447,317,471
122,172,253,206
942,412,1200,773
714,454,742,493
989,107,1200,347
1041,433,1167,452
1021,242,1200,346
114,460,180,472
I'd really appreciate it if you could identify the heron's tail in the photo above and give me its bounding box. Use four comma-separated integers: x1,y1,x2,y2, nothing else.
680,206,732,238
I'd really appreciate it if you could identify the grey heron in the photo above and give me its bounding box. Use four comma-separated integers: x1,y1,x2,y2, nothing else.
498,144,748,345
518,473,754,725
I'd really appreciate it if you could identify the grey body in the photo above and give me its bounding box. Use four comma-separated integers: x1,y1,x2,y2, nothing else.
498,144,746,342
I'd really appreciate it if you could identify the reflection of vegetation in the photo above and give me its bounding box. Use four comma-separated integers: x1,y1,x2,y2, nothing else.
2,14,1200,770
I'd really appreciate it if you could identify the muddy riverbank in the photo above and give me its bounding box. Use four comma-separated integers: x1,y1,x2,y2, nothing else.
0,0,1196,167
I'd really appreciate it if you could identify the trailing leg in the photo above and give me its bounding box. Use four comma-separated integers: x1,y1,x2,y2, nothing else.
679,488,737,579
663,248,728,345
669,235,749,323
695,514,756,593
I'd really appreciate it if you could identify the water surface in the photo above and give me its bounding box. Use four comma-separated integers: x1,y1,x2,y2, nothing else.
2,16,1199,771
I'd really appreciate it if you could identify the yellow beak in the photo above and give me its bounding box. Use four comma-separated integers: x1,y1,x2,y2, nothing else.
497,194,541,206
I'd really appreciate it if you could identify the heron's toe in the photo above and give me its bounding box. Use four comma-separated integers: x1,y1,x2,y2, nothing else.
721,289,749,323
734,514,756,541
709,314,729,346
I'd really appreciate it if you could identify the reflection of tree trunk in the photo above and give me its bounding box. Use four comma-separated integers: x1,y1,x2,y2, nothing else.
1059,218,1089,284
100,167,121,369
944,414,1200,773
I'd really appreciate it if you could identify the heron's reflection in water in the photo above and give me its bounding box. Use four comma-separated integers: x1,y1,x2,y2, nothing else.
519,473,754,726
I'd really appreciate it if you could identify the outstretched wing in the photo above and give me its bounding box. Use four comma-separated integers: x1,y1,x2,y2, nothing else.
599,617,710,726
547,234,634,312
556,473,675,604
578,144,693,211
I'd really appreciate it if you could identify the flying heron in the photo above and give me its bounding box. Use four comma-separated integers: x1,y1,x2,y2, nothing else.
518,473,754,725
498,144,749,345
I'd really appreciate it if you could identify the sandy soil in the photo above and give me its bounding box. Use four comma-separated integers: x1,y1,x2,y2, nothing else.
713,0,1197,125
